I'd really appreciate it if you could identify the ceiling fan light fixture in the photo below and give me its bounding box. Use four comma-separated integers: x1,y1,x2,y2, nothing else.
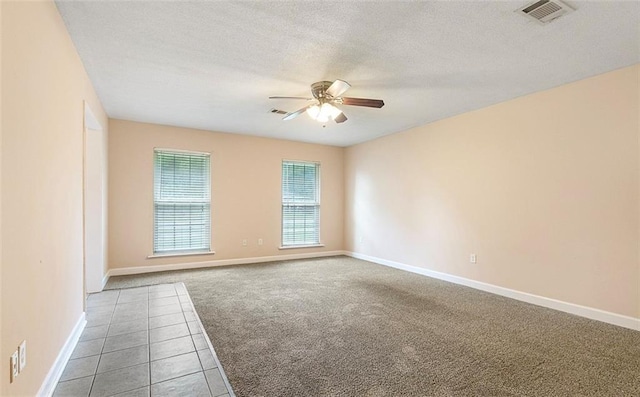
307,103,341,122
319,103,336,120
306,104,320,120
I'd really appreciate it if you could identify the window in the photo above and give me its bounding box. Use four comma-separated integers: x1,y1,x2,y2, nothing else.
154,150,211,254
282,160,320,246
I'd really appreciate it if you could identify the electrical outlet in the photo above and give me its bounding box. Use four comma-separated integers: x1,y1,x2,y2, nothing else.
18,341,26,372
242,239,247,247
10,351,18,383
258,238,263,246
470,254,477,264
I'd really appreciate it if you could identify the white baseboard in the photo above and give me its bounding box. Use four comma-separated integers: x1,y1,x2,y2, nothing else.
37,313,87,397
101,271,110,291
346,251,640,332
107,250,347,277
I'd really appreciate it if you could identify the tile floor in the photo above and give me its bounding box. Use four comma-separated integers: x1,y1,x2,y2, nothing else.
53,283,235,397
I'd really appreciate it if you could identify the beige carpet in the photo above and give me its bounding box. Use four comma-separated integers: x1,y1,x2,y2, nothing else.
106,256,640,396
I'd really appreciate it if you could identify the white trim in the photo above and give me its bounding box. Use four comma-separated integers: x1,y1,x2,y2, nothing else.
279,244,325,250
281,158,321,166
153,147,210,156
345,251,640,332
37,313,87,397
83,101,101,131
107,250,346,277
101,271,110,290
147,250,216,259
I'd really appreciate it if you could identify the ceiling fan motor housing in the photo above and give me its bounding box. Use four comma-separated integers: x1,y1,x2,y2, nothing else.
311,81,334,101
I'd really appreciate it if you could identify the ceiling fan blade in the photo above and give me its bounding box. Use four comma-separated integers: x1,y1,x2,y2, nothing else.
334,112,348,124
340,97,385,108
326,80,351,98
283,105,311,121
269,96,313,100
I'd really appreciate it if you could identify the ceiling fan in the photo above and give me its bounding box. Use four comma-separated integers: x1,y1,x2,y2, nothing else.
269,80,384,124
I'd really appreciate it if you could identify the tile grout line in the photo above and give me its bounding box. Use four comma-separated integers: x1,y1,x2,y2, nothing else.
93,360,148,379
89,289,120,397
151,368,203,387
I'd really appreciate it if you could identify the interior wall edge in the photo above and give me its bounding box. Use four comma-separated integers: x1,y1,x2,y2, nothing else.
0,0,4,393
346,251,640,332
637,63,640,326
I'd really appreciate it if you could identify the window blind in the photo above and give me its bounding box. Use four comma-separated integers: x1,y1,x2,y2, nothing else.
282,161,320,246
154,150,211,254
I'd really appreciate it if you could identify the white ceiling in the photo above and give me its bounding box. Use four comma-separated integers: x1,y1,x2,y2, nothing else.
56,1,639,147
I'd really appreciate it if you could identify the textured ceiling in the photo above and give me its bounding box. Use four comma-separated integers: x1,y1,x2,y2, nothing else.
56,1,639,147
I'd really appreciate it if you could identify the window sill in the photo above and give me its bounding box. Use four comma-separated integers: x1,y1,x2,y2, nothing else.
147,250,215,259
278,244,325,250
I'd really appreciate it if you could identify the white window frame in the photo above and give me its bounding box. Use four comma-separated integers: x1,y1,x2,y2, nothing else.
280,160,323,249
150,148,213,257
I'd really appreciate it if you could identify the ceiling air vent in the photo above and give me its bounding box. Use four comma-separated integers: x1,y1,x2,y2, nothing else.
518,0,574,24
269,108,287,115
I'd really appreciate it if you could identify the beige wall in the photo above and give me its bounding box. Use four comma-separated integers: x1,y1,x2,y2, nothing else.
345,65,640,319
0,1,4,392
108,120,344,269
1,1,108,395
